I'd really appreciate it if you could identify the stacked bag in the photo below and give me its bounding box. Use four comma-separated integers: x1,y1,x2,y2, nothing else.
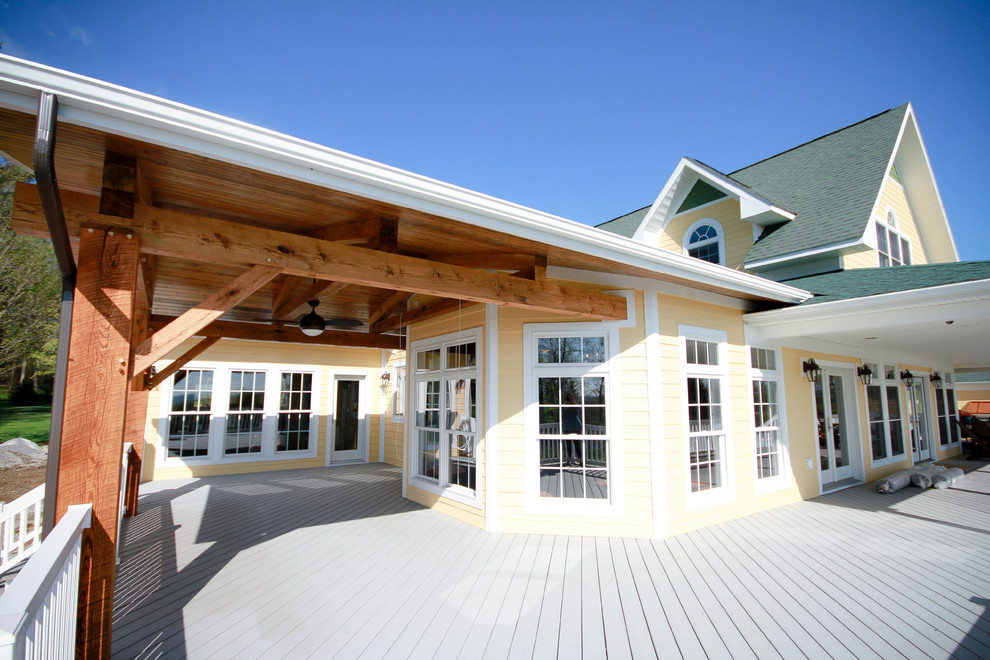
875,464,965,493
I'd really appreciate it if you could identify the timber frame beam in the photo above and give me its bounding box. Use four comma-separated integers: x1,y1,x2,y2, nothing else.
149,315,403,349
14,184,629,323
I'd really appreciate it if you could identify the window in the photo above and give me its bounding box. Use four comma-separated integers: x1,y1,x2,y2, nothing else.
161,363,319,463
167,369,213,457
535,333,609,500
410,330,481,501
277,372,313,452
391,363,406,422
934,373,960,447
682,328,730,500
876,209,911,267
225,371,265,455
683,220,724,266
750,348,785,485
864,363,905,464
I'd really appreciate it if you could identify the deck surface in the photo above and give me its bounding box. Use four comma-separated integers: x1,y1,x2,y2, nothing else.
113,462,990,659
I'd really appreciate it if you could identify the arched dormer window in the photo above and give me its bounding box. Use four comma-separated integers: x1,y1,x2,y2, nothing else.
684,219,724,266
876,207,911,267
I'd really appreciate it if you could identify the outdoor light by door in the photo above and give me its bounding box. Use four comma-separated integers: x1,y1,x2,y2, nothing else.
299,300,326,337
380,370,391,392
900,369,916,384
802,358,822,383
857,364,874,386
930,373,943,387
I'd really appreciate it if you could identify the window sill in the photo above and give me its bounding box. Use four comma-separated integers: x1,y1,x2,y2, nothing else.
753,475,791,495
869,454,909,470
524,497,623,518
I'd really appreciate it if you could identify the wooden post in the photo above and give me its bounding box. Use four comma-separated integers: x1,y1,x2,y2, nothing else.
121,288,150,516
56,227,140,659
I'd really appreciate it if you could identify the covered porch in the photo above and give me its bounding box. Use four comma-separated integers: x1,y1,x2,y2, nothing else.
112,461,990,659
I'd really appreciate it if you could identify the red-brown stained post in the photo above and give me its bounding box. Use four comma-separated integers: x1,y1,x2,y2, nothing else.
55,226,140,659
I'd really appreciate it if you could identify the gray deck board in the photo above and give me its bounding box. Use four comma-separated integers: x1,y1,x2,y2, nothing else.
113,461,990,659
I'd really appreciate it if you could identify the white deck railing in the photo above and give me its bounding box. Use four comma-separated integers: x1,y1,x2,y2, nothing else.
0,486,45,574
0,504,92,660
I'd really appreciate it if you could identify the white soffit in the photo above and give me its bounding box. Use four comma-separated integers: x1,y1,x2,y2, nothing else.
0,55,810,305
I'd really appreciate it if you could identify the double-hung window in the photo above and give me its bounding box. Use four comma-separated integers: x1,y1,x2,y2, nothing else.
934,373,960,448
410,329,481,503
749,347,787,488
161,362,319,464
876,209,911,267
682,326,730,502
864,362,906,464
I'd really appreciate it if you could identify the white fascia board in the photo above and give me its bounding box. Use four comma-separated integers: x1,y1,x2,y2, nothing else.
744,278,990,338
0,55,810,305
744,237,866,270
637,157,795,242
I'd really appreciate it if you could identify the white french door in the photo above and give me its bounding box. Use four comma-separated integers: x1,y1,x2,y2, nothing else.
814,368,856,486
905,380,932,463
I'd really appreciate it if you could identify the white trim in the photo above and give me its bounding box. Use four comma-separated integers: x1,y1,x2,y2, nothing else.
682,218,726,266
679,325,735,510
747,346,792,494
378,350,388,462
155,360,322,467
523,322,624,517
484,304,500,532
744,237,865,270
669,195,730,219
0,55,808,305
644,289,667,538
407,326,483,509
326,373,369,465
744,279,990,335
389,362,407,424
861,361,909,469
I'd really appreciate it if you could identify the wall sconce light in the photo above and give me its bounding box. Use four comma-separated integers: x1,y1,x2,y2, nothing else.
380,370,391,392
299,300,326,337
802,358,822,383
930,373,943,387
900,369,916,384
857,364,874,386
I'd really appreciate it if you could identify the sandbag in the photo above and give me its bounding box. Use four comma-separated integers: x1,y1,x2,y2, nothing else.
932,467,965,489
910,465,947,489
876,468,918,494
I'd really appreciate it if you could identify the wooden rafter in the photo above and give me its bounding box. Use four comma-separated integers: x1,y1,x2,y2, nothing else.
149,315,403,349
99,152,136,218
272,278,349,321
131,263,283,376
372,298,463,334
424,252,538,270
368,290,413,327
13,185,628,322
146,335,222,390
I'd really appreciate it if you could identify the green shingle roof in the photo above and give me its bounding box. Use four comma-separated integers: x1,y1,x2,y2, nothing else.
733,104,909,265
596,205,650,238
783,261,990,305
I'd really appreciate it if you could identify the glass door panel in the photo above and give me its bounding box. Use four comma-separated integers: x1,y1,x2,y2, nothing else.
330,378,364,463
815,370,855,486
907,381,931,462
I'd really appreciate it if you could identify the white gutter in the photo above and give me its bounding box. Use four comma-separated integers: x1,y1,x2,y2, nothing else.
0,55,810,304
745,278,990,329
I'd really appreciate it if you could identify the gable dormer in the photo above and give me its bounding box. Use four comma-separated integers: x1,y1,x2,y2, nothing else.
629,158,794,269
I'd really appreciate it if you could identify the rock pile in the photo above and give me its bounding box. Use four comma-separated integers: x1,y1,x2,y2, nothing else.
0,438,48,468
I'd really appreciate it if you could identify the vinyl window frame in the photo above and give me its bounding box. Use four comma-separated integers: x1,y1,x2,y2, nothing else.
863,362,907,468
680,325,734,509
157,360,320,466
748,346,790,493
523,322,623,517
683,218,725,266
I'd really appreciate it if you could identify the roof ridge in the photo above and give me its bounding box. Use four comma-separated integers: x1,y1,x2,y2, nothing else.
729,103,909,175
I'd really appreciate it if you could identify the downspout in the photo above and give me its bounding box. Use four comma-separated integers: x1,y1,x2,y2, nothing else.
34,92,77,539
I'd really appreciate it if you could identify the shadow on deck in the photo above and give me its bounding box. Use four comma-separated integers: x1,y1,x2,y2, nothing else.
113,461,990,659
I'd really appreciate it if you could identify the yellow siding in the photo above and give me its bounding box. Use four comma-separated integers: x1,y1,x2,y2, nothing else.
143,338,384,481
845,176,930,270
658,198,753,271
380,348,407,467
404,303,487,529
495,291,656,538
660,295,804,536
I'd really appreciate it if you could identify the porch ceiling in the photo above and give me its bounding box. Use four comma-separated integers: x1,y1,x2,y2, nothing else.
1,105,642,340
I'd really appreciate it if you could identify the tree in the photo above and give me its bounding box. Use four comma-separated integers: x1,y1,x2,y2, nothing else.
0,160,60,390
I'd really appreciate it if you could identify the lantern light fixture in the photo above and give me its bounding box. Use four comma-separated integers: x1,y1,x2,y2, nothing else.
802,358,822,383
930,373,943,387
900,369,916,384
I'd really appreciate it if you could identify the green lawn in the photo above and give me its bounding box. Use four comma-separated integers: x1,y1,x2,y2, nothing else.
0,397,51,445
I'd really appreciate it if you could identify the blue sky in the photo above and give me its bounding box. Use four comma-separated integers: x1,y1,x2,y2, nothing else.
2,1,988,260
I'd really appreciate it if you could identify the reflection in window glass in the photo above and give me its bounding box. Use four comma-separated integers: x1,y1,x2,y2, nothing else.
225,370,265,455
168,369,213,458
277,372,312,452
